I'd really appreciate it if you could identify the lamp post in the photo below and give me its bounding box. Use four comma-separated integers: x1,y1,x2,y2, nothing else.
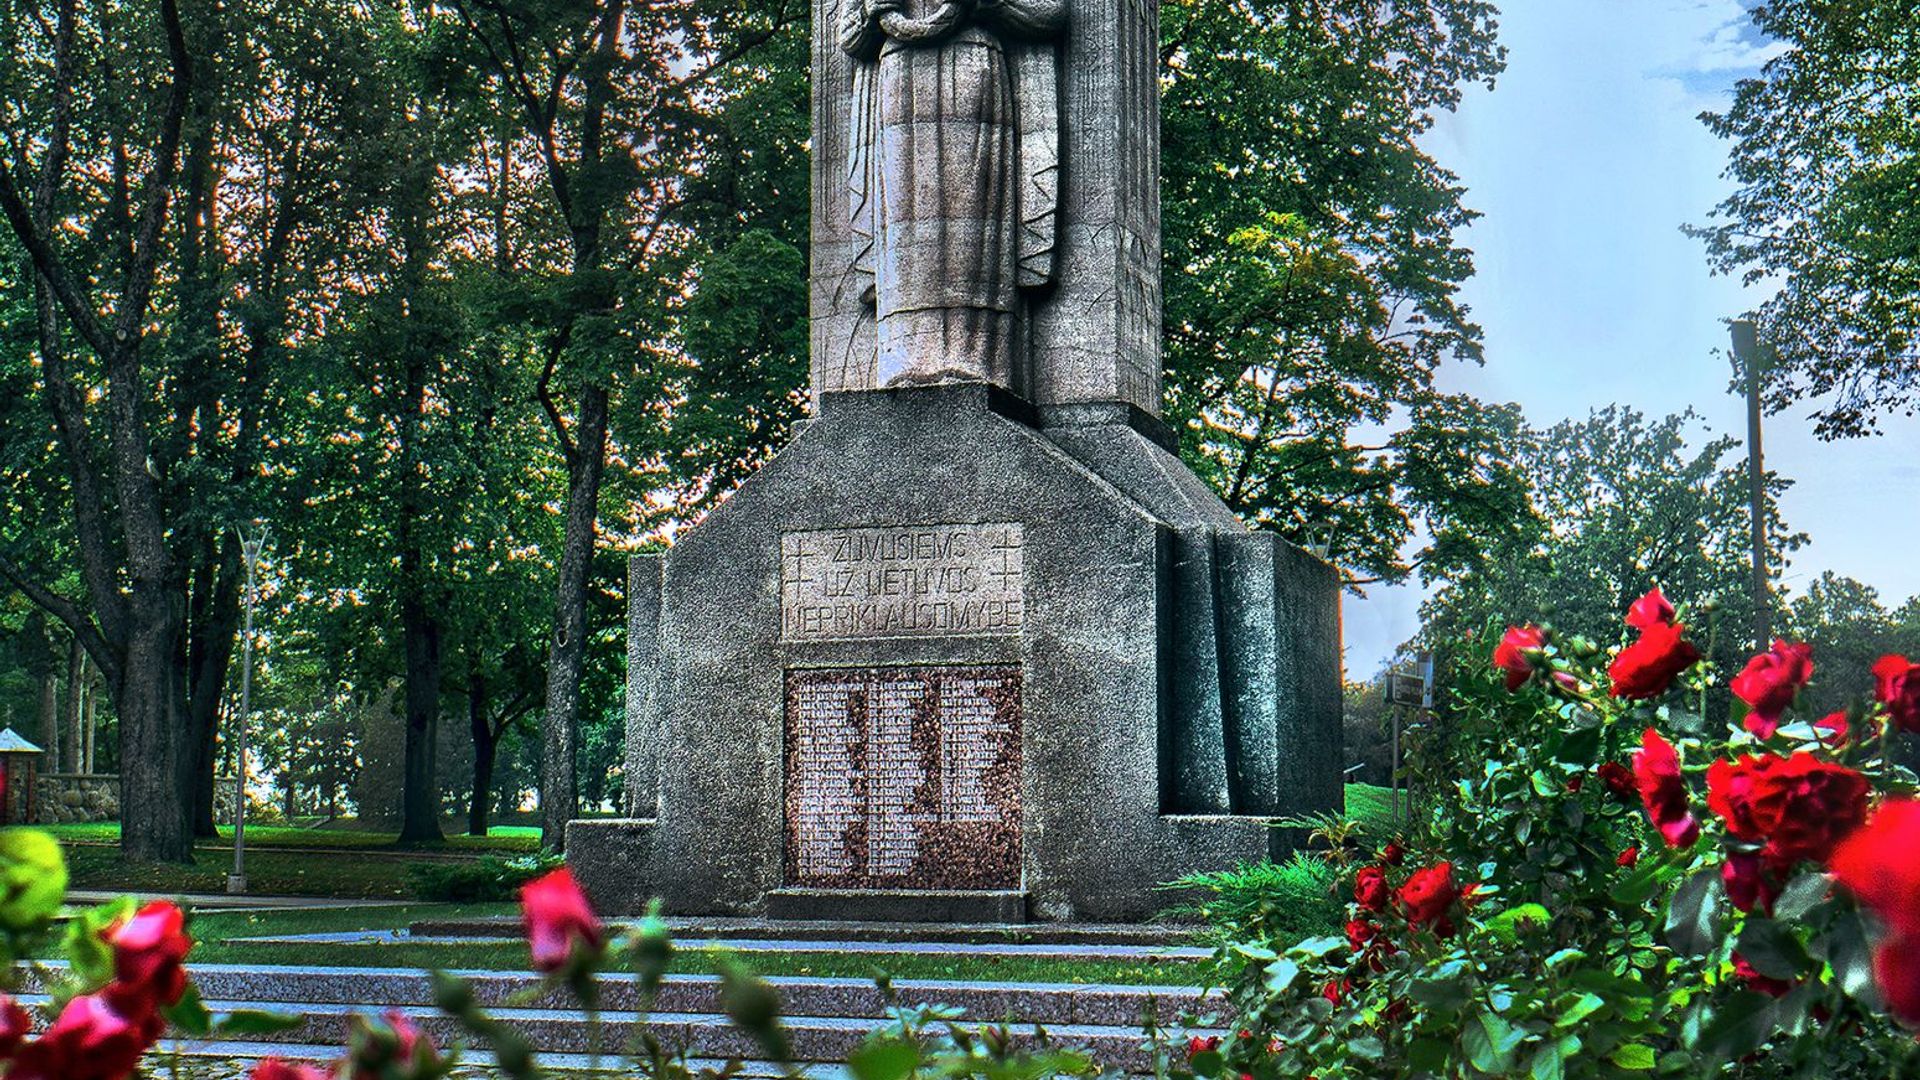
1729,320,1771,654
229,523,270,895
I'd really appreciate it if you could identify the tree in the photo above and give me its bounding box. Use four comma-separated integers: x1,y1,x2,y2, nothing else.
1160,0,1521,586
0,0,201,862
1421,407,1805,698
444,0,807,848
1693,3,1920,439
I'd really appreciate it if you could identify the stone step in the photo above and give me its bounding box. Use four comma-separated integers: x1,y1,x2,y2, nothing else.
407,915,1198,948
91,965,1210,1029
167,1040,851,1078
160,999,1193,1072
764,889,1030,924
25,964,1215,1029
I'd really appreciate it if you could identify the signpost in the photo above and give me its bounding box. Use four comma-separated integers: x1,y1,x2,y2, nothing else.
1382,653,1434,823
229,523,269,895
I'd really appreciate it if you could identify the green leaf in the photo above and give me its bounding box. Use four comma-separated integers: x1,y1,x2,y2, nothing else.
1693,990,1776,1061
1263,957,1300,995
1188,1049,1225,1078
1734,917,1808,981
1409,1039,1452,1073
1530,1041,1565,1080
1554,726,1602,766
1609,1043,1656,1070
848,1038,920,1080
1485,903,1551,944
1610,860,1668,906
212,1009,305,1038
1555,992,1606,1029
1291,935,1348,960
162,983,213,1038
1462,1011,1523,1074
1770,873,1830,922
1820,911,1879,1004
1664,868,1723,957
0,830,68,931
1348,1035,1384,1062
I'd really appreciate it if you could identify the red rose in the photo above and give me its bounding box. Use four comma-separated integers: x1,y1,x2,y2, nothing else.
1398,862,1461,932
1632,728,1699,848
1616,846,1640,868
1493,626,1547,691
107,900,192,1011
1831,799,1920,939
1381,840,1406,866
520,868,604,974
1706,753,1869,864
1345,919,1377,951
250,1061,333,1080
1186,1035,1221,1058
9,992,163,1080
1721,850,1786,915
0,994,29,1058
1730,641,1814,739
1320,978,1351,1005
1626,588,1676,631
1596,762,1637,803
1353,866,1390,912
1874,655,1920,733
1874,936,1920,1029
1732,954,1793,999
1609,622,1702,700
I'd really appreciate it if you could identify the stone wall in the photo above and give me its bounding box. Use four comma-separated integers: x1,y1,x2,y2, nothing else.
35,774,120,824
32,774,245,826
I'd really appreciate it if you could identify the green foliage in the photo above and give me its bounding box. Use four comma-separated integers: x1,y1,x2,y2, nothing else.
1691,3,1920,439
1160,0,1527,586
1419,407,1803,718
1164,855,1342,946
408,851,565,903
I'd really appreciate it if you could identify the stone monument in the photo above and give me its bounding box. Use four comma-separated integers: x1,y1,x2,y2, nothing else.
566,0,1343,922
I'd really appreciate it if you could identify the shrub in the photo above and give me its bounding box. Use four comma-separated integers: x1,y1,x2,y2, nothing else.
408,852,563,902
1198,591,1920,1078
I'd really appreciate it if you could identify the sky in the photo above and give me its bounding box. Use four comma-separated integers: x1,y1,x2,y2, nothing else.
1340,0,1920,677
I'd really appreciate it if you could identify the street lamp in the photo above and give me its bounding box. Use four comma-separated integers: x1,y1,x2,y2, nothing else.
229,522,270,895
1729,319,1771,655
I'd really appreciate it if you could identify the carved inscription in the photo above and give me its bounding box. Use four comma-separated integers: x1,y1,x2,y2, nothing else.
781,524,1024,641
785,667,1021,890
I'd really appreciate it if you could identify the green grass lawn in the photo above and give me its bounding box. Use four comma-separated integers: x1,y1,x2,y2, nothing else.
45,821,541,853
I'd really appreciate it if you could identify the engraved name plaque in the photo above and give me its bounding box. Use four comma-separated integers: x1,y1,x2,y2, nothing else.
784,666,1022,890
780,524,1024,641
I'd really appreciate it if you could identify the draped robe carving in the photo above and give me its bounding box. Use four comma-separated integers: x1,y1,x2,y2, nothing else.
841,0,1065,390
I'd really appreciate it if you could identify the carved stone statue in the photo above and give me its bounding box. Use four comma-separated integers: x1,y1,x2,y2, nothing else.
840,0,1065,389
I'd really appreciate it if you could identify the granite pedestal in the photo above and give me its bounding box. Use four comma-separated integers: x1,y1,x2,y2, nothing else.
569,382,1340,922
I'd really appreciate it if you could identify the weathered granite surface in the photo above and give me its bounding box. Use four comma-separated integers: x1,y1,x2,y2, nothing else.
581,383,1340,921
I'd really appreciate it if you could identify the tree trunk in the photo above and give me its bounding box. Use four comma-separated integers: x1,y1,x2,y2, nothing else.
188,539,242,836
37,671,59,769
398,596,443,844
468,671,495,837
117,587,194,863
82,670,96,772
539,385,609,850
62,638,83,773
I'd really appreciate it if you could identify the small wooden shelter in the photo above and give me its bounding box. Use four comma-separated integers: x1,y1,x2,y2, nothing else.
0,728,44,825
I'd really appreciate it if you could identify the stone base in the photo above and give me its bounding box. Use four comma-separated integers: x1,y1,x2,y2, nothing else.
565,819,656,915
765,888,1030,924
582,383,1342,922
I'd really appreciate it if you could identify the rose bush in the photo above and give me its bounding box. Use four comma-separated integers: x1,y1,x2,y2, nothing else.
1194,590,1920,1079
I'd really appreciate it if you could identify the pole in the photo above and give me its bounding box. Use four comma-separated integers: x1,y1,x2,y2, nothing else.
229,526,267,894
1730,320,1771,652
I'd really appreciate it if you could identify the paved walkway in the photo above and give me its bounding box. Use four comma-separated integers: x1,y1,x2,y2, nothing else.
66,890,411,912
231,928,1213,960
